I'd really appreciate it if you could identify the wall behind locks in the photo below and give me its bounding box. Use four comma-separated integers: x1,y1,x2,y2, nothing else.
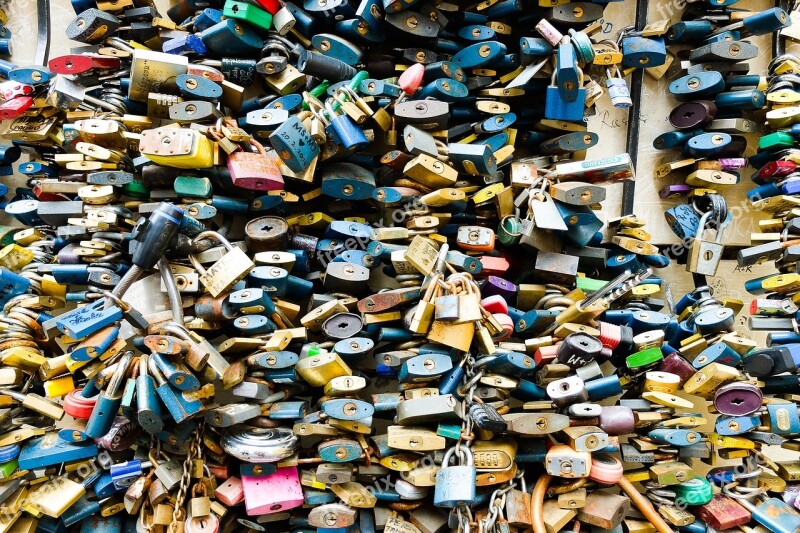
6,0,800,465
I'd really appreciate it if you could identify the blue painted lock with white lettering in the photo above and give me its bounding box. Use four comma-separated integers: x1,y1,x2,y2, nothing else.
110,459,148,489
248,266,290,296
665,203,702,240
0,267,30,306
268,115,319,172
55,299,122,340
647,428,701,446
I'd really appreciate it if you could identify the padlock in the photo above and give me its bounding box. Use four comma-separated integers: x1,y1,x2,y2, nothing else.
606,67,632,108
433,446,476,508
189,231,254,297
139,127,215,169
545,68,586,122
686,211,726,276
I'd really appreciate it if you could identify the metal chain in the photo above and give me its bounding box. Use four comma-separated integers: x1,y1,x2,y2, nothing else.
170,422,204,532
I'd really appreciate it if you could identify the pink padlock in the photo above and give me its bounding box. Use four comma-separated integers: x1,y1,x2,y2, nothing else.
241,466,304,516
215,476,244,506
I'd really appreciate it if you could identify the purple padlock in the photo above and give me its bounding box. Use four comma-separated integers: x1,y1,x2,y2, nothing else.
659,184,690,199
480,276,518,303
96,416,142,452
718,158,747,171
713,382,763,416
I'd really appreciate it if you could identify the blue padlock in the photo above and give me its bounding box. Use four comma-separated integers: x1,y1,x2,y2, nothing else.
268,115,320,172
247,266,289,296
55,299,123,340
321,162,376,200
664,203,701,241
198,19,264,57
621,36,667,67
323,101,368,150
545,69,585,122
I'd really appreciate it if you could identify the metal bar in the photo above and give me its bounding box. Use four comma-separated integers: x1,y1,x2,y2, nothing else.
35,0,50,67
622,0,650,217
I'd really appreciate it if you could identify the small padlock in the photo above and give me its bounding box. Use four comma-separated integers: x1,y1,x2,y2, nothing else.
606,67,632,108
686,210,726,276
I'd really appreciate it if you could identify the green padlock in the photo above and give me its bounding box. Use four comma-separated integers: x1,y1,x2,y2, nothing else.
672,477,713,506
223,0,273,31
174,176,213,199
758,131,795,151
626,347,664,371
497,215,522,246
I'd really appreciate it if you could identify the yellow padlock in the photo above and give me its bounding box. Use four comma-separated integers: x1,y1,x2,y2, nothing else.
139,126,214,169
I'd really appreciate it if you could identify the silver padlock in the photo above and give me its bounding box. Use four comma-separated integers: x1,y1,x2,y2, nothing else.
606,67,632,109
433,446,476,508
546,375,589,407
686,210,726,276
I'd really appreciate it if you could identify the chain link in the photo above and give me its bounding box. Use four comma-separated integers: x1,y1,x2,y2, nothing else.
170,422,204,532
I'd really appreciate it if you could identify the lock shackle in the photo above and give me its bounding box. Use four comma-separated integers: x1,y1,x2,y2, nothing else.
304,91,329,125
106,350,134,396
441,444,473,467
188,231,237,276
261,42,292,60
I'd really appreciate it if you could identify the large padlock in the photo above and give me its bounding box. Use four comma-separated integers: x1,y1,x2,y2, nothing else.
189,231,254,297
687,211,726,276
433,446,476,508
545,69,585,122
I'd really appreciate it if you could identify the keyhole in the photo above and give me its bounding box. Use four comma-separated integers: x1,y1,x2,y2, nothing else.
730,397,744,405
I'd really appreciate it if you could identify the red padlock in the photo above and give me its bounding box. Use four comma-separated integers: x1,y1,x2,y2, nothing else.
63,389,97,419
